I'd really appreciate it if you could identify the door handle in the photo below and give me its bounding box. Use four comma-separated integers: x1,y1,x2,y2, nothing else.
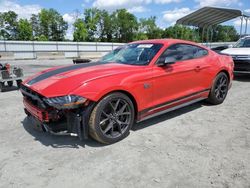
195,66,201,72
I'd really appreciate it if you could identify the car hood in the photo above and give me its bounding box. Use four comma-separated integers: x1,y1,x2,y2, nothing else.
221,47,250,55
23,62,141,97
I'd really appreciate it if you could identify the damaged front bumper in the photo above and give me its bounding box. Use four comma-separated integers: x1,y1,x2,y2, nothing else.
24,99,95,140
21,85,95,140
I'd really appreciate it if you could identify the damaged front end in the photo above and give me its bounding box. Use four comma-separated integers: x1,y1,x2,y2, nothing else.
20,85,95,140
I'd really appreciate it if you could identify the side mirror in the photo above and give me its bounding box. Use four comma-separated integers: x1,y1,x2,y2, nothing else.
228,44,233,48
157,57,176,66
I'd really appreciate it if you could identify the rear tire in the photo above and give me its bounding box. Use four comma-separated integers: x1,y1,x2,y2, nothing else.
89,92,135,144
207,72,229,105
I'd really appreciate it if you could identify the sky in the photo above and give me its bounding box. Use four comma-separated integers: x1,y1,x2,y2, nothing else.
0,0,249,39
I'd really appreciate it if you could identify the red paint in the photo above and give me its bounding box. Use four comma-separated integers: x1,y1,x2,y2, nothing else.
23,98,49,122
22,39,234,121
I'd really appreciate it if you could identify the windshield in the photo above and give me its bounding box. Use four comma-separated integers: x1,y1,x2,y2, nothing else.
101,43,163,65
101,47,123,62
234,38,250,48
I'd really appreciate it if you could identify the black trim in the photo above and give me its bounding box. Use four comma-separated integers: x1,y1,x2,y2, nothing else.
139,88,210,118
27,61,108,85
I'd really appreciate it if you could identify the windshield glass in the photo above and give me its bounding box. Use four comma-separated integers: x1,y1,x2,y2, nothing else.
234,37,250,48
101,47,123,62
101,43,163,65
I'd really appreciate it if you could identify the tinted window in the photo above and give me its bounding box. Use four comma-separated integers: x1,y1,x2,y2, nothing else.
158,44,208,63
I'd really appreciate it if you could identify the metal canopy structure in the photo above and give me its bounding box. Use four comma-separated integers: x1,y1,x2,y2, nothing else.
176,6,250,37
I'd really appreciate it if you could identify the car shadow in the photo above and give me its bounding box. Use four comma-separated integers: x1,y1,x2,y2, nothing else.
22,102,204,148
21,117,104,149
234,74,250,82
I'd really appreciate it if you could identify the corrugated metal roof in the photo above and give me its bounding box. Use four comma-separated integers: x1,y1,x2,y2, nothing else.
176,6,249,27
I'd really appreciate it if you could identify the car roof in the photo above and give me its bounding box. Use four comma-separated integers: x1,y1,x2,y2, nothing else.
242,35,250,39
130,38,210,50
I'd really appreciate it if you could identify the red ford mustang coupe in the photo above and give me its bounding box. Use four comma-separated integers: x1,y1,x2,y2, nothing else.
21,39,234,144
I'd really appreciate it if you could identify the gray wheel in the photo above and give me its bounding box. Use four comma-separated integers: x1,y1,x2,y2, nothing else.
89,92,135,144
207,72,229,105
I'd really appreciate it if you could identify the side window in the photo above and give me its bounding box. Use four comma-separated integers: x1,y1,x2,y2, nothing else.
192,46,208,58
159,44,186,62
158,43,208,63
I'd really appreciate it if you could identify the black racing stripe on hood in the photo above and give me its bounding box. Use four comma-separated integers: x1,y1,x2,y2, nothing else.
27,61,107,85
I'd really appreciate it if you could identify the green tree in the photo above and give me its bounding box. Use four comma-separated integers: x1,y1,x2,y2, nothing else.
38,9,68,41
30,14,40,39
138,16,162,39
84,8,100,41
162,25,198,42
111,9,138,42
0,11,18,40
73,18,88,41
212,25,238,42
16,19,32,40
97,10,113,42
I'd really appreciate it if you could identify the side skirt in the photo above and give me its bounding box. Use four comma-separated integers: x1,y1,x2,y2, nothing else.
137,89,210,122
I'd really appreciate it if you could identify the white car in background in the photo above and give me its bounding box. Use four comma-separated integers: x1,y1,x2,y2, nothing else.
221,36,250,74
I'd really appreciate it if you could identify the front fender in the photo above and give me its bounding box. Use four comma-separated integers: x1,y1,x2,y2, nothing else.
70,79,142,110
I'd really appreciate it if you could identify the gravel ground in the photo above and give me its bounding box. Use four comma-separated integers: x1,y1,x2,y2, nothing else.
0,59,250,188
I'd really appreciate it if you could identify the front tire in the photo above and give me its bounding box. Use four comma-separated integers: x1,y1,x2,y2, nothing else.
207,72,229,105
89,92,135,144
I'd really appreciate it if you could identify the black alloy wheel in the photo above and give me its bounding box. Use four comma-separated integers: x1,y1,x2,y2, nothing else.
214,75,228,100
207,72,229,105
89,92,135,144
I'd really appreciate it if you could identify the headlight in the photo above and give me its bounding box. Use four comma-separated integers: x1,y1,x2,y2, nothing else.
43,95,87,109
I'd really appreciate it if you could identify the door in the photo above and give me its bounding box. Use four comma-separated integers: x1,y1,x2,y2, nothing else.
151,43,209,108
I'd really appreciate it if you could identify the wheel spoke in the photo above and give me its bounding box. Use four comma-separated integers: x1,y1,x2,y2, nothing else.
219,77,224,84
118,103,127,114
116,120,128,133
110,126,114,137
118,112,131,116
215,90,220,98
109,101,115,111
100,118,109,125
114,99,120,111
104,121,113,133
117,123,122,133
221,79,227,86
102,111,109,118
116,120,128,126
219,91,224,99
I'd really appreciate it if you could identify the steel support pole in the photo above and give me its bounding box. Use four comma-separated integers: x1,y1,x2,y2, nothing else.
206,26,210,46
240,16,243,38
202,27,205,43
244,17,248,35
210,26,214,45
